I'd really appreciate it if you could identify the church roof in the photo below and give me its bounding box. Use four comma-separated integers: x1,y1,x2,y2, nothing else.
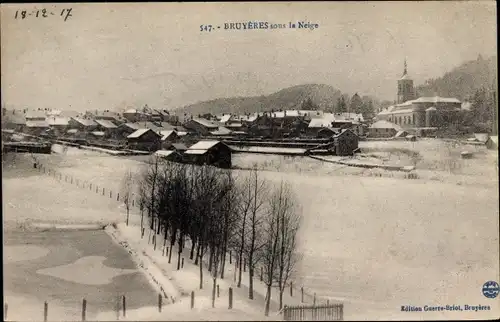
400,73,412,80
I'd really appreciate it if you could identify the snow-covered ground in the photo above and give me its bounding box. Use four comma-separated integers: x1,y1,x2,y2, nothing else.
3,141,499,320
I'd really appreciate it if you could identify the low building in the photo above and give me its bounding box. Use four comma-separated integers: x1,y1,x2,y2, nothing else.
184,140,232,168
2,113,26,132
68,117,97,132
333,129,359,156
368,120,401,138
154,149,183,162
183,118,220,136
126,128,162,151
47,116,70,137
25,120,50,135
94,119,119,138
160,130,180,149
317,127,338,139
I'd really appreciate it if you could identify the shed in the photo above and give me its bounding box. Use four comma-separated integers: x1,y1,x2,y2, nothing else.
154,150,183,162
126,128,162,152
184,140,232,168
333,129,359,156
184,118,220,135
486,136,498,150
169,143,188,152
316,127,337,139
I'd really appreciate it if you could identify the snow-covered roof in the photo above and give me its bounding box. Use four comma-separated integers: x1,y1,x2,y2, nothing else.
160,130,177,140
308,118,333,128
413,96,461,104
122,122,141,130
26,120,49,127
91,131,105,136
71,117,96,127
226,122,243,128
184,149,209,155
127,128,151,139
219,114,232,123
210,127,232,136
95,119,117,129
389,109,415,114
47,116,70,126
155,150,176,157
67,129,78,134
369,120,402,131
191,118,219,129
188,140,222,151
25,110,47,119
171,143,188,150
426,107,437,112
124,108,137,114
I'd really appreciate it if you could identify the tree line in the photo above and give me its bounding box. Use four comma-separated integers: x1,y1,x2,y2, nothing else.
126,157,302,315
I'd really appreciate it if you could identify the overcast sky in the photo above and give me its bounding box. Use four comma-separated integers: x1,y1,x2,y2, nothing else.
1,2,497,111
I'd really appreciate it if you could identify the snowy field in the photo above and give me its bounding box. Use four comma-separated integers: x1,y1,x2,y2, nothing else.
4,230,158,321
3,140,499,320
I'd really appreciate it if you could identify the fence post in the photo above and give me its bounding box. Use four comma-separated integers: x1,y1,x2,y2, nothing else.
313,293,316,306
158,293,162,312
229,251,232,264
110,191,112,198
102,188,105,196
82,298,87,321
181,258,184,268
122,295,126,317
301,287,304,303
243,258,246,272
260,267,263,282
43,301,48,322
4,303,8,320
115,296,120,320
284,305,288,321
190,291,195,309
290,281,293,297
217,284,220,298
117,193,120,201
228,287,233,309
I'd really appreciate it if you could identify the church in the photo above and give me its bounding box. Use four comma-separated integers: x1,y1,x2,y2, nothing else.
376,60,463,129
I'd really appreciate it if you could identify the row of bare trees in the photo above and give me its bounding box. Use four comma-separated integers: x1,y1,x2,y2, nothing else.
131,156,302,315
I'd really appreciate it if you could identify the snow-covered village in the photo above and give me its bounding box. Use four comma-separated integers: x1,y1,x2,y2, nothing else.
2,2,499,321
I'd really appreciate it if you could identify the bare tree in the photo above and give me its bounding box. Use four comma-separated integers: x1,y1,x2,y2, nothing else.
240,165,268,299
262,180,302,315
120,169,134,226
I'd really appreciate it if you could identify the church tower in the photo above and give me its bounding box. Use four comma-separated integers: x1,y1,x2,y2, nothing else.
397,59,415,104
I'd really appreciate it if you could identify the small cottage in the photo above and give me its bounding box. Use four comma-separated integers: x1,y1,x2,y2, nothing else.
368,120,401,138
184,140,232,168
154,149,183,162
126,128,162,152
183,118,219,136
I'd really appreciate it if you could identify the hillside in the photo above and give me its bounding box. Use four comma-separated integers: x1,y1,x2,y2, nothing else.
175,84,345,116
416,55,497,100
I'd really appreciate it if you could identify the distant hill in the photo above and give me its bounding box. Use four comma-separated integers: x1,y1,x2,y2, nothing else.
416,55,497,100
175,84,345,117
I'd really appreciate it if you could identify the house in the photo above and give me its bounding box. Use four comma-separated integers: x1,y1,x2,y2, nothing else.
184,140,232,168
68,117,97,132
94,119,119,138
160,130,180,149
332,129,359,156
123,108,140,122
25,120,50,135
183,118,220,136
154,150,183,162
368,120,401,138
46,116,70,136
126,128,162,151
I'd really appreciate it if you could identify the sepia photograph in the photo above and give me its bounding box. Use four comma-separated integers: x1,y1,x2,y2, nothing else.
1,1,498,321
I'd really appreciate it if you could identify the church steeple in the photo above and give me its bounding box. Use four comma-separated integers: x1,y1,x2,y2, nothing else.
397,58,415,104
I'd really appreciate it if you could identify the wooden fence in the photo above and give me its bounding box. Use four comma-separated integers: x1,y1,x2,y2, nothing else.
283,303,343,321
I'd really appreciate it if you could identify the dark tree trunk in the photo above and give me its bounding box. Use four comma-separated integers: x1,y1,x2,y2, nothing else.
195,241,201,265
190,237,196,260
177,233,183,270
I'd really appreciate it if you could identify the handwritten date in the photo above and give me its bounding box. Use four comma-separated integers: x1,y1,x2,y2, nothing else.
15,8,73,21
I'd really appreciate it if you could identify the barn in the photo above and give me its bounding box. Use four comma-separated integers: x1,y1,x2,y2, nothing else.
184,140,232,169
126,129,162,152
